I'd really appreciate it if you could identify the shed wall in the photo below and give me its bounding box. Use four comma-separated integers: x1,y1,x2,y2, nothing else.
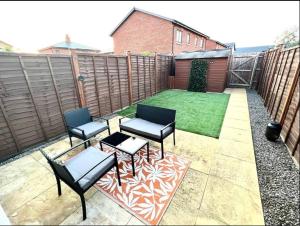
174,58,229,92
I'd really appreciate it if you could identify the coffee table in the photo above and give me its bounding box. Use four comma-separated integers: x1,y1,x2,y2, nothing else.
99,132,149,176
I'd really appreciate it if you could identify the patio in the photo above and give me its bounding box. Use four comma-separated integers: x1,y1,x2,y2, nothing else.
0,88,265,225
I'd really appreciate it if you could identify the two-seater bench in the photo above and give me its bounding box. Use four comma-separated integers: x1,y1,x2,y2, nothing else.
119,104,176,159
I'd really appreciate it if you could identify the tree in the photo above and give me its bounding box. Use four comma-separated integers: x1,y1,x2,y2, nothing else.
187,59,208,92
275,26,299,48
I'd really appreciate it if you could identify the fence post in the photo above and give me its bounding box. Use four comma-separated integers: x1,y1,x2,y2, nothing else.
71,52,86,107
126,51,133,105
105,56,113,113
92,56,102,116
249,54,259,88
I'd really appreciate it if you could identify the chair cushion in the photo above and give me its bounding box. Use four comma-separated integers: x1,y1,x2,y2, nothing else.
65,146,115,190
71,122,108,138
120,118,173,140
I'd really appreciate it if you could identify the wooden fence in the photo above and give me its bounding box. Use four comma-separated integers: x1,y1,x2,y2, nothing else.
257,46,300,163
0,52,172,162
228,53,265,88
75,53,172,117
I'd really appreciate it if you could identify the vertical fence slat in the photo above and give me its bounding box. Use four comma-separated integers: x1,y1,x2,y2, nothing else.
19,56,48,140
116,57,123,109
143,56,146,98
105,56,113,113
92,56,102,116
127,51,133,105
149,56,152,96
154,53,157,94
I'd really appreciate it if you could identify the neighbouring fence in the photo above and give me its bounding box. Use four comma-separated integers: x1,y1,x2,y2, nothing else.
0,52,172,161
256,46,300,163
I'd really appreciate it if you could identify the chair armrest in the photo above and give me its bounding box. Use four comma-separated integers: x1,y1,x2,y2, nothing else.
160,121,176,136
67,125,85,136
119,112,136,125
50,138,93,160
91,115,110,127
74,152,117,183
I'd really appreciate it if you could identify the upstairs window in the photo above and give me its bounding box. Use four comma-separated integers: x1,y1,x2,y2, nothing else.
199,39,204,48
195,37,198,46
176,30,182,44
187,33,190,44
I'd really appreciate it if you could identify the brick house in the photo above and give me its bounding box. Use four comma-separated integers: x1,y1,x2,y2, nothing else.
111,8,227,55
39,34,101,55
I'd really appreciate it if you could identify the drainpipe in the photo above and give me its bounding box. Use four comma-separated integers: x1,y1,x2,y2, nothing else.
171,25,175,55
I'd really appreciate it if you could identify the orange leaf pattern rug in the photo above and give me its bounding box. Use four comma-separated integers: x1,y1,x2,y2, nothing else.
94,144,190,225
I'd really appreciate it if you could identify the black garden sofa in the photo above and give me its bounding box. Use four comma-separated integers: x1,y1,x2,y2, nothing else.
119,104,176,159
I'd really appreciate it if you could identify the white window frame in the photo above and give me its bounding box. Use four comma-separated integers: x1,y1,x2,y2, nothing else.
176,30,182,44
199,39,204,48
186,33,190,44
195,37,198,46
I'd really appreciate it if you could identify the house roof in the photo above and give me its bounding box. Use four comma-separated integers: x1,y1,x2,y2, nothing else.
234,45,274,54
110,7,209,38
49,41,99,50
175,49,231,60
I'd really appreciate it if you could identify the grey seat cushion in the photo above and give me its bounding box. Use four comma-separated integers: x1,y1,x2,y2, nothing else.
65,147,115,190
120,118,173,140
71,122,108,138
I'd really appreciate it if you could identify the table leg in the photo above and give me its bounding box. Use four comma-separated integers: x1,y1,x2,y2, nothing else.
100,141,103,151
131,155,135,176
147,143,150,163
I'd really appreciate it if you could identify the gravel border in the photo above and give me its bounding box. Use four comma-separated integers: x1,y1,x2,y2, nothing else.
247,89,299,226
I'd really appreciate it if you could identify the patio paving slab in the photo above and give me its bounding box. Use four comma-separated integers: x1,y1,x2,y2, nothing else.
196,176,264,225
160,169,208,225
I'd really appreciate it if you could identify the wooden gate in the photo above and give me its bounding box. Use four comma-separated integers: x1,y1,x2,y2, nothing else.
228,53,264,88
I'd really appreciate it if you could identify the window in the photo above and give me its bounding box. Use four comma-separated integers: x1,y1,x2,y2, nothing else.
199,39,203,48
187,33,190,44
176,30,182,44
195,37,198,46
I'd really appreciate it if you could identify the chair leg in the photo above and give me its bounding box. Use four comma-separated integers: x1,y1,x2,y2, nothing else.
161,142,164,159
79,193,86,220
108,127,111,135
88,140,91,147
173,131,176,146
55,176,61,196
69,135,73,147
114,153,121,186
84,142,87,149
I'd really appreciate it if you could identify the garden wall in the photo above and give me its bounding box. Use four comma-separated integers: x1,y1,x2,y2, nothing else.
257,46,299,164
0,52,172,162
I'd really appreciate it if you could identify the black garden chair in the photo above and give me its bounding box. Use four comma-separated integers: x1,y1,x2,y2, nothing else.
64,108,110,148
41,139,121,220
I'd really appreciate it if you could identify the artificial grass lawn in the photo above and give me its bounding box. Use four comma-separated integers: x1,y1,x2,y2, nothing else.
118,89,230,138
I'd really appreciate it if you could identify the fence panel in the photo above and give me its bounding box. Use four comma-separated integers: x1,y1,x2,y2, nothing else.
0,53,78,162
256,46,300,163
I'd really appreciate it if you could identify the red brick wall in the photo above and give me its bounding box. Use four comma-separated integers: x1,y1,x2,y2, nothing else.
113,11,173,55
205,39,226,50
172,25,207,54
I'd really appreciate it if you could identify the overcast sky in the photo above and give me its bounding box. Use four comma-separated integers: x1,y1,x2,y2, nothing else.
0,1,299,52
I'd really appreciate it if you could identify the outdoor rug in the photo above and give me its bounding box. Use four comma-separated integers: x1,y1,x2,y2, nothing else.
94,144,190,225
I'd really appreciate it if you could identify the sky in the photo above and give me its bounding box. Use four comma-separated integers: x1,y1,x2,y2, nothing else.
0,1,299,53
